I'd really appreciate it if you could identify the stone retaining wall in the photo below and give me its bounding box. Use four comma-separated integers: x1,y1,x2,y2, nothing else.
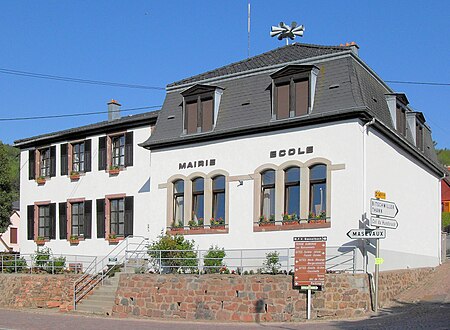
113,273,371,321
378,267,434,306
0,274,77,311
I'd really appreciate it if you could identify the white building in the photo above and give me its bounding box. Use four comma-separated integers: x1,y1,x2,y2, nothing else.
15,43,445,271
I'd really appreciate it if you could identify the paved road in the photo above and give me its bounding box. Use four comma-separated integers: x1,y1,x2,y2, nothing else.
1,304,449,330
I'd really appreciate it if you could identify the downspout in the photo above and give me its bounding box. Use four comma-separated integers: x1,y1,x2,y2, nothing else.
362,118,376,273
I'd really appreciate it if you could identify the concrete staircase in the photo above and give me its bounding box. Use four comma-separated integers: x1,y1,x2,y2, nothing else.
75,271,121,316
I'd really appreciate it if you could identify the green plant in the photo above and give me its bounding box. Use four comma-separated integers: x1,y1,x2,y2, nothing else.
0,252,28,273
109,165,120,170
263,251,281,274
52,256,66,273
443,212,450,232
36,236,45,241
70,235,78,240
188,218,204,228
70,170,79,175
203,245,226,274
210,217,224,226
308,211,326,220
33,247,51,269
148,233,198,273
282,213,298,222
109,232,117,239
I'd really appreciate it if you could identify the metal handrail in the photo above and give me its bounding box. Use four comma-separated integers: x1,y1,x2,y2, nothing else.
73,236,148,310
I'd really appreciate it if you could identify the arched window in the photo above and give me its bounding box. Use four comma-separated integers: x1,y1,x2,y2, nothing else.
173,180,184,225
261,170,276,221
192,177,204,222
212,175,225,222
284,167,300,217
309,164,326,218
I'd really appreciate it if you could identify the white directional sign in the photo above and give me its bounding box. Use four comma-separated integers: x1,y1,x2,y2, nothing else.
347,228,386,239
370,217,398,229
370,199,398,218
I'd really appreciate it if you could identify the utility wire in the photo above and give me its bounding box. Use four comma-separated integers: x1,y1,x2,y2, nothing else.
0,68,166,90
0,105,161,122
385,80,450,87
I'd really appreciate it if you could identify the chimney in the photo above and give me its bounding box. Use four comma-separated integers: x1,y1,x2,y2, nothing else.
108,99,121,121
340,41,359,56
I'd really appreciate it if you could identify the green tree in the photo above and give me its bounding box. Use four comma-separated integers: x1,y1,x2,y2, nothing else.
0,143,14,233
436,148,450,166
203,245,226,274
148,233,198,273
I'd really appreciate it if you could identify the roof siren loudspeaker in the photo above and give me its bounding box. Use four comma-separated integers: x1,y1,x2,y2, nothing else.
270,21,304,44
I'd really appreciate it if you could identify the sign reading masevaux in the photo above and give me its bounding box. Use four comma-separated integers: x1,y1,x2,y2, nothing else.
370,199,398,218
370,217,398,229
347,228,386,239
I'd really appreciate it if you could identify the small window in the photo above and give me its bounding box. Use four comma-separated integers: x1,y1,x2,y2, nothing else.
10,228,18,244
39,148,51,177
110,198,125,236
71,202,85,237
261,170,276,220
284,167,300,216
184,97,214,134
309,164,327,218
38,205,51,238
212,176,226,221
112,135,125,167
192,177,204,222
173,180,185,225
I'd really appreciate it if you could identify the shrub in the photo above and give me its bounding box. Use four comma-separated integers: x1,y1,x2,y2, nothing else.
203,245,226,274
52,256,66,274
148,233,198,273
263,251,281,274
0,252,28,273
33,247,52,270
442,212,450,232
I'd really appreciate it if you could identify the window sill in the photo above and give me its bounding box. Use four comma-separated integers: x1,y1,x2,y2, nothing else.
167,226,228,235
35,238,50,245
253,221,330,232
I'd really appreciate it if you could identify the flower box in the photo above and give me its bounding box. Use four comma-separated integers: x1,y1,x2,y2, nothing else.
109,168,120,175
210,225,226,230
70,173,80,181
190,226,204,230
69,238,80,245
36,177,46,185
35,237,46,245
259,222,275,227
282,221,299,226
170,227,184,232
108,237,121,244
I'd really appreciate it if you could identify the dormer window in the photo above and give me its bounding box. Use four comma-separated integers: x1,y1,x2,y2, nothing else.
270,65,319,120
385,93,409,137
181,84,222,135
396,105,407,136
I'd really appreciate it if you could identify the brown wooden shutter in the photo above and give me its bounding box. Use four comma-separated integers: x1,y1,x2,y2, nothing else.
98,137,107,170
60,144,68,175
59,202,67,240
49,203,56,239
186,101,198,134
84,200,92,239
10,228,17,244
96,199,105,238
125,132,133,167
295,80,309,116
276,84,289,119
29,150,36,180
124,196,134,237
27,205,34,240
202,98,214,132
84,139,92,172
50,146,56,177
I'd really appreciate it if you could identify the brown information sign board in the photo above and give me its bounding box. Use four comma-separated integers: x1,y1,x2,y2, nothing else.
294,236,327,287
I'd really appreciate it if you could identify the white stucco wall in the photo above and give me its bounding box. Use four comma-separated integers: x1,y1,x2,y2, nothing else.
149,119,367,270
365,128,441,271
19,124,153,257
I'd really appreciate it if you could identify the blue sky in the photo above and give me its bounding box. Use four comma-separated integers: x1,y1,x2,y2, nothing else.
0,1,449,148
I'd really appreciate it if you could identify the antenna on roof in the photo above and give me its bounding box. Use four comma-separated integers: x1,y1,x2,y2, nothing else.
270,21,304,45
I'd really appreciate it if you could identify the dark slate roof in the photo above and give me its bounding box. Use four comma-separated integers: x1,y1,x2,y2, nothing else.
141,42,443,176
14,110,159,148
12,201,19,211
168,43,352,88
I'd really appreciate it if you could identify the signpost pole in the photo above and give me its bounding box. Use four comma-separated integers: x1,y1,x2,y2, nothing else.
374,236,379,312
307,289,311,320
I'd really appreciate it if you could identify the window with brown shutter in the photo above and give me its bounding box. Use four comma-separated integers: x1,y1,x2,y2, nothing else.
416,123,424,151
396,106,406,136
202,98,214,132
295,80,309,117
186,101,198,134
276,84,290,119
10,228,17,244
